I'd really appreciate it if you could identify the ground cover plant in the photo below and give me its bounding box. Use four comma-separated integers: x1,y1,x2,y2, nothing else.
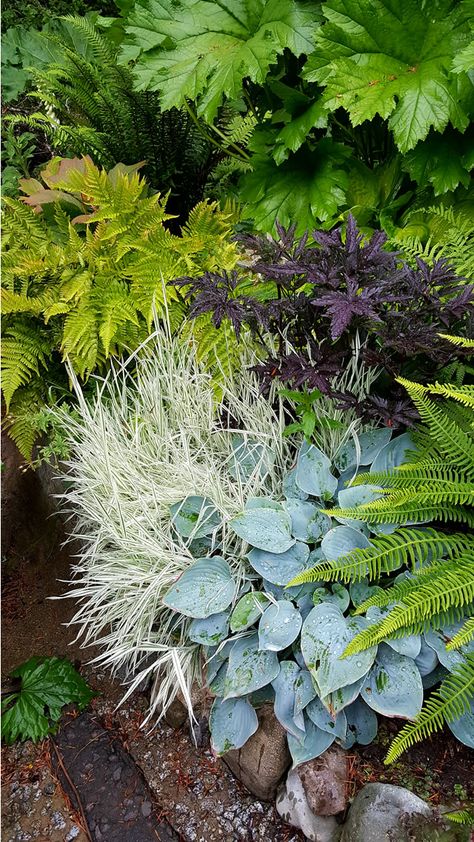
1,155,238,458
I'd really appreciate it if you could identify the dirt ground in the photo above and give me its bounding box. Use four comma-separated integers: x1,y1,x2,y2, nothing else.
2,437,473,841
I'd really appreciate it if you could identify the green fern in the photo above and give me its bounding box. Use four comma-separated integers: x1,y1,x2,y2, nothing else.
443,810,474,826
394,205,474,279
384,655,474,763
446,617,474,650
439,334,474,350
1,156,238,459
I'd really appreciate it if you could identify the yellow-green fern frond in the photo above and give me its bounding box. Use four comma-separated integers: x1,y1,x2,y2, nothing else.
446,617,474,650
439,334,474,349
384,655,474,764
1,325,52,408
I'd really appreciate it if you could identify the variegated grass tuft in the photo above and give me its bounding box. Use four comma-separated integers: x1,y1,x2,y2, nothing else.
53,328,293,724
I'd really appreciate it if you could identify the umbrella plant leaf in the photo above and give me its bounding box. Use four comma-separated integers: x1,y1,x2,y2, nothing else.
188,612,230,646
258,600,302,652
162,556,237,618
230,500,294,553
295,441,338,499
248,541,309,585
230,592,269,632
224,634,280,698
209,696,259,755
301,604,377,697
360,643,423,719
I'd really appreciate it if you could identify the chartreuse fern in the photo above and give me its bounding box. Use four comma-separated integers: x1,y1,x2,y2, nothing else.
1,156,239,459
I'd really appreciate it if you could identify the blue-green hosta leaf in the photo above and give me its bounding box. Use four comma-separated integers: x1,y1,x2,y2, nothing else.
294,669,316,716
230,592,269,632
170,495,220,539
350,580,382,608
313,583,350,613
306,697,347,740
321,526,371,562
248,541,309,586
283,467,308,501
301,604,377,697
335,428,392,472
284,499,332,542
447,699,474,748
366,607,421,659
206,640,234,684
343,697,378,747
263,579,303,601
230,499,294,553
188,612,229,645
272,660,305,738
287,715,335,768
422,664,449,690
321,674,368,715
209,696,258,755
224,634,280,698
123,0,317,122
258,601,302,652
306,0,472,152
209,662,228,695
370,432,416,474
424,625,474,672
229,435,274,482
414,637,439,677
163,557,236,618
335,485,383,529
296,441,338,499
360,643,423,719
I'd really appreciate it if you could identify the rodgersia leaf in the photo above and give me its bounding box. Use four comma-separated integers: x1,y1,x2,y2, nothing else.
305,0,472,152
123,0,317,122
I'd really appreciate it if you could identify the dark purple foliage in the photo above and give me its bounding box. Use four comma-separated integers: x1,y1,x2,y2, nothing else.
173,216,473,424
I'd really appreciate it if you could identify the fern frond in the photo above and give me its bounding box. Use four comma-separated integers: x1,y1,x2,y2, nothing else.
1,324,52,408
288,529,472,586
439,334,474,349
446,617,474,650
443,810,474,826
384,654,474,763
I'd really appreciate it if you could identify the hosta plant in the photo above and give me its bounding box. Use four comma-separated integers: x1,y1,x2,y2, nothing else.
159,420,473,766
1,155,238,458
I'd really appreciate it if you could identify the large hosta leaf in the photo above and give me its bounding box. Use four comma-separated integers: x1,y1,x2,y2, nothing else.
306,697,347,740
305,0,472,152
335,486,383,530
343,697,378,747
272,660,305,738
224,634,280,698
123,0,316,121
293,669,316,715
230,499,294,553
321,526,371,561
370,432,415,474
447,698,474,748
230,592,269,632
301,604,377,697
209,696,258,754
170,495,220,539
189,612,229,645
296,440,338,499
335,428,392,472
229,435,274,482
248,541,309,585
284,498,332,542
258,600,302,651
163,556,236,618
287,715,335,767
360,643,423,719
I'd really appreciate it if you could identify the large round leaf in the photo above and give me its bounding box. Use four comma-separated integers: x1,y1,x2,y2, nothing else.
294,669,316,715
287,716,335,768
424,625,474,671
335,485,383,529
258,601,302,652
209,696,258,755
248,541,309,585
189,612,229,645
301,604,377,697
360,644,423,719
321,526,371,561
272,660,305,739
321,674,368,715
230,592,269,632
230,500,294,553
335,428,392,472
366,607,421,658
224,634,280,698
170,495,220,539
284,498,332,542
415,637,439,677
163,556,236,618
306,697,347,740
447,699,474,748
370,432,416,474
343,697,378,746
295,441,338,499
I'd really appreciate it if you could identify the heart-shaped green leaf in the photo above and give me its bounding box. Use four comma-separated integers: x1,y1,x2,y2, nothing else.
163,556,236,618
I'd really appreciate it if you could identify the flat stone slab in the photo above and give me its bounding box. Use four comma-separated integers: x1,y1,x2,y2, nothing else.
52,712,178,842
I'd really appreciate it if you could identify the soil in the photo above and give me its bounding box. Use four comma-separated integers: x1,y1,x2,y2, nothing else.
2,437,473,841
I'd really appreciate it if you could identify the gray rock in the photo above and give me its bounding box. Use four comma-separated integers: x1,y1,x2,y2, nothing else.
222,704,291,801
276,770,341,842
340,783,470,842
298,746,348,816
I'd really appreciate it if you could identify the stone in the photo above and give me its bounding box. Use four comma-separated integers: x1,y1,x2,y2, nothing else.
222,704,291,801
276,769,341,842
298,746,349,816
339,783,468,842
164,682,213,730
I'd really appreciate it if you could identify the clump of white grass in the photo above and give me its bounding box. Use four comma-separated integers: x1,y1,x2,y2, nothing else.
54,328,293,723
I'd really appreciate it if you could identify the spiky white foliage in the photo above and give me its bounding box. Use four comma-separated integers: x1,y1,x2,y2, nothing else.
54,328,292,723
